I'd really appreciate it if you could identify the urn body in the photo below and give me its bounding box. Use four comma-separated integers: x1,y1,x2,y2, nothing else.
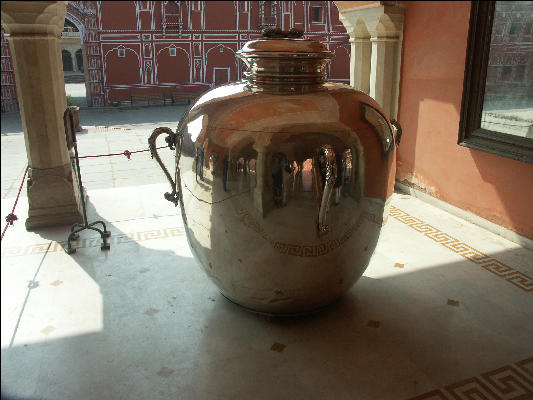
156,35,398,314
174,83,396,314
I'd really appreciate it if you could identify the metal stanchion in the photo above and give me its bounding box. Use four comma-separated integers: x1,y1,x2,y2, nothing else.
64,108,111,254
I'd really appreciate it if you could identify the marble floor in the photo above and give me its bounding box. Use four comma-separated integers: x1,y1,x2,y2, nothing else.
1,107,532,400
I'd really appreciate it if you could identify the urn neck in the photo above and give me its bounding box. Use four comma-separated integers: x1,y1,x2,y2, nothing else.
236,36,333,94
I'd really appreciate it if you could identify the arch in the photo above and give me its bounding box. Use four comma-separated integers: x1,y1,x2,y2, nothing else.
104,46,142,85
204,44,238,83
354,17,370,37
64,13,85,43
155,45,191,84
165,1,180,14
62,49,73,71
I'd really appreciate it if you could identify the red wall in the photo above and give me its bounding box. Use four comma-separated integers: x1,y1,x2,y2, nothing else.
95,1,350,103
397,1,533,239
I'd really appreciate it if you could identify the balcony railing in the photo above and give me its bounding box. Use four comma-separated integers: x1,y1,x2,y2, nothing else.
61,31,81,38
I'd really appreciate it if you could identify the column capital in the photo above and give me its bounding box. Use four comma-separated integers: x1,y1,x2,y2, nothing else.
337,2,405,39
1,1,67,37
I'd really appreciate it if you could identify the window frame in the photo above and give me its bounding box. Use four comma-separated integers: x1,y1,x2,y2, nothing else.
458,1,533,164
311,6,324,24
191,1,201,12
238,1,249,13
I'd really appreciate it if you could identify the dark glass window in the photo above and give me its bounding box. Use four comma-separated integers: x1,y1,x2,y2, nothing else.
514,65,526,82
62,50,73,71
312,7,322,23
501,65,513,81
459,1,533,163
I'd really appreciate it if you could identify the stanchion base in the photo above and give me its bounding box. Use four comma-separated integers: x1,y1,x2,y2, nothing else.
65,221,111,254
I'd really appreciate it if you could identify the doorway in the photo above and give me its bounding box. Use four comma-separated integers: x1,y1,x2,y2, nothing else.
62,18,88,108
213,67,230,86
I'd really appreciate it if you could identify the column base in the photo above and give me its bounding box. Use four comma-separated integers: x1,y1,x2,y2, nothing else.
25,164,84,231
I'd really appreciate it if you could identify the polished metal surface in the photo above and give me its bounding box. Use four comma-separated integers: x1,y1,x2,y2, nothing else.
151,32,398,314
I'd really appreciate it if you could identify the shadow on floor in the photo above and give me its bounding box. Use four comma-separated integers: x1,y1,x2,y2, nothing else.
1,198,532,400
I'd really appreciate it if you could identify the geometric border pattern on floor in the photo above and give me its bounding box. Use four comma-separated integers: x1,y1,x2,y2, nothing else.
390,206,533,294
406,357,533,399
0,227,185,258
1,207,532,295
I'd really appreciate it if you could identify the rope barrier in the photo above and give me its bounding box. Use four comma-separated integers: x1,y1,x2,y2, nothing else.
72,146,167,160
2,141,171,241
82,125,134,132
1,165,29,241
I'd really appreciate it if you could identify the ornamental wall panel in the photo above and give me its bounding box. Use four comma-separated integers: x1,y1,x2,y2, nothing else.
156,45,191,84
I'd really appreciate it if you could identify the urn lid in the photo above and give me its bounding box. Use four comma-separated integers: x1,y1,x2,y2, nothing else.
238,28,333,58
236,28,334,94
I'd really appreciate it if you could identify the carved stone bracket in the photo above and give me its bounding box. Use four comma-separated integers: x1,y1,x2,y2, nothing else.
337,2,405,120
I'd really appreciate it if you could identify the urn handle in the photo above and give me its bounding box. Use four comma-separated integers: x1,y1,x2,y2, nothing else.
391,119,402,146
148,127,182,206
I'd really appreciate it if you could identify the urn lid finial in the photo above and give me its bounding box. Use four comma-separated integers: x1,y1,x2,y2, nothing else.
261,27,304,39
236,28,333,93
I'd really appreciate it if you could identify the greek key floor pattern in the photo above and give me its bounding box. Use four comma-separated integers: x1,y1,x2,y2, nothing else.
389,206,533,294
0,226,185,258
407,357,533,399
2,207,532,297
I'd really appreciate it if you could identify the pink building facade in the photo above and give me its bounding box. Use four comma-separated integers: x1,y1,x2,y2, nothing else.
1,1,350,110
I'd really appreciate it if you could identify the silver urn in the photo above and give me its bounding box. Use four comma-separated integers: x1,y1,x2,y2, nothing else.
150,29,400,315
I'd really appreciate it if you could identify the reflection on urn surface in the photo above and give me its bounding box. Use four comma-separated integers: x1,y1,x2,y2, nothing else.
150,30,399,314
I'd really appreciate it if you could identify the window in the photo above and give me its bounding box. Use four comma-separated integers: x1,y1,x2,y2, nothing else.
501,65,512,81
524,22,533,36
509,22,520,35
169,47,176,56
62,50,73,71
312,6,323,23
238,2,248,13
260,1,276,26
118,48,125,57
138,1,151,11
191,1,201,12
459,1,533,163
514,65,526,82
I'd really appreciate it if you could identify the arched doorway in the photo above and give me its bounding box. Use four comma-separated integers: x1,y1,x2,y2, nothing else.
75,49,83,72
62,16,88,107
62,49,73,71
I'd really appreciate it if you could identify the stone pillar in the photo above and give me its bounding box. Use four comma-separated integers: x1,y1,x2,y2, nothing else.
350,35,371,93
370,36,400,118
338,2,405,119
2,1,83,230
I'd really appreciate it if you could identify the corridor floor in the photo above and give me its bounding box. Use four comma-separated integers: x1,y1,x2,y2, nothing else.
1,107,532,400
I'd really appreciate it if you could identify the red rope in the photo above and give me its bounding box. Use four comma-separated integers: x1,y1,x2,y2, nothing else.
1,165,29,241
2,144,171,241
83,125,133,131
